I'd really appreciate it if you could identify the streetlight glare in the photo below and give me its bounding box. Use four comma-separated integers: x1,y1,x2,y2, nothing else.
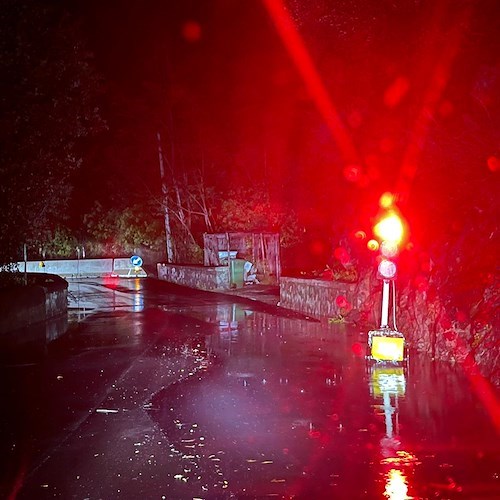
374,212,404,244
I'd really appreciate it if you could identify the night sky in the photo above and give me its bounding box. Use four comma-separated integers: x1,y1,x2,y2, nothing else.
40,1,500,263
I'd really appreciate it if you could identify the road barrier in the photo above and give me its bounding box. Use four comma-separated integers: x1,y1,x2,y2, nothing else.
16,258,147,279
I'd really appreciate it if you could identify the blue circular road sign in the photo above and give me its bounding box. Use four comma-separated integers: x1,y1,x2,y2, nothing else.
130,255,143,267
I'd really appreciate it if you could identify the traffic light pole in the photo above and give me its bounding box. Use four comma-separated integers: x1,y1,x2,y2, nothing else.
368,204,407,362
380,279,390,328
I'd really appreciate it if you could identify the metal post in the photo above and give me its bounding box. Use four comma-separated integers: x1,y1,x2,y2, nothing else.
226,232,232,288
23,243,28,286
380,279,390,328
76,246,81,278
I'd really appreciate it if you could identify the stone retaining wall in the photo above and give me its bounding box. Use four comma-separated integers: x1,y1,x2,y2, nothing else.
397,284,499,386
278,275,498,386
0,274,68,335
157,263,230,291
279,277,358,320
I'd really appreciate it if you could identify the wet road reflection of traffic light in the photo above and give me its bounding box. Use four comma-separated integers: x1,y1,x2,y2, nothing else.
369,363,417,499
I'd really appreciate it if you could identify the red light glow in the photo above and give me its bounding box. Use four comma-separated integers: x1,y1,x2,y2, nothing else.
374,212,404,244
343,164,362,183
487,156,500,172
379,192,395,209
182,20,202,42
262,0,358,165
334,246,350,265
335,295,348,308
395,5,471,204
102,276,120,287
384,76,410,108
351,342,364,357
310,239,325,256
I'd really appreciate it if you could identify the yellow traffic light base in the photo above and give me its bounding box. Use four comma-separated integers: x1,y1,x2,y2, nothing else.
368,328,406,362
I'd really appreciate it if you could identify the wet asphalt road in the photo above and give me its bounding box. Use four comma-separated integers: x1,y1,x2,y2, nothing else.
0,277,498,499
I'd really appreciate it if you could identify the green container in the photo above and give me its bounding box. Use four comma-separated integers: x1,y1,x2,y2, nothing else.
230,259,246,288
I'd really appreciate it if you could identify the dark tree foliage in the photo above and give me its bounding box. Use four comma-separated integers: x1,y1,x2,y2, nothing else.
0,0,104,266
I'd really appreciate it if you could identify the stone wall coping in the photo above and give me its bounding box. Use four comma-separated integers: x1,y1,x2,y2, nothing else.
280,276,356,288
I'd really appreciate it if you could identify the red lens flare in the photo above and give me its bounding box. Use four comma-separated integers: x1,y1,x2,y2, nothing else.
395,5,473,205
487,155,500,172
354,230,366,240
335,295,348,308
343,164,362,183
379,192,395,209
310,239,325,256
182,20,202,42
262,0,359,165
334,246,350,265
383,76,410,108
351,342,364,357
367,239,379,251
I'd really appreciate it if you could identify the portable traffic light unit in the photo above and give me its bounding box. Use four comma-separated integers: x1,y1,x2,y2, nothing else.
368,328,406,362
368,210,407,363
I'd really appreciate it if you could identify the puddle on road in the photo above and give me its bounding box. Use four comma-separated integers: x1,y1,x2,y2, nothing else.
148,303,500,499
68,278,146,319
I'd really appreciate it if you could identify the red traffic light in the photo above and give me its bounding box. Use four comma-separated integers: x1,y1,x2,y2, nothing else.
374,211,405,244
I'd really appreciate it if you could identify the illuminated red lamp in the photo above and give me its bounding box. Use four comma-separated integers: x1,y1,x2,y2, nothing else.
374,211,404,244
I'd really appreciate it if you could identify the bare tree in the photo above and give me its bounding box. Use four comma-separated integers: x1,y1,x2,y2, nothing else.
156,132,174,262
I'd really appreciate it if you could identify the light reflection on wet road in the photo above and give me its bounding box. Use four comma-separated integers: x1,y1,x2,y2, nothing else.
0,278,498,499
148,301,499,498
